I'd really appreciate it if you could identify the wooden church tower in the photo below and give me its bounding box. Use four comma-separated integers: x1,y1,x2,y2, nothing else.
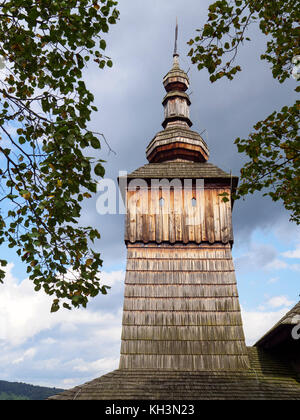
51,27,300,400
119,46,249,372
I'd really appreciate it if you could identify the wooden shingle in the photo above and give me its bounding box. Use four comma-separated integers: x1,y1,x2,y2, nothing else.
49,347,300,400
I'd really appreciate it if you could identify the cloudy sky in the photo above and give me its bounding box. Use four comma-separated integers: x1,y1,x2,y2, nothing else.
0,0,299,389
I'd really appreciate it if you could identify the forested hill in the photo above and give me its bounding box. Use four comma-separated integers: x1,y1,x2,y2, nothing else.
0,380,64,400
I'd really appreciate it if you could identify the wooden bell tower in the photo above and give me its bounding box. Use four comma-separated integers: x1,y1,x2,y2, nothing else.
118,38,250,372
50,26,300,400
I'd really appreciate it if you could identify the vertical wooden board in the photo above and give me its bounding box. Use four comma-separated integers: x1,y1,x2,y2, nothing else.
161,188,170,242
152,187,159,243
193,184,202,244
174,187,183,242
212,189,221,242
148,188,156,242
225,188,233,242
169,188,176,243
126,190,130,241
127,190,137,243
218,188,227,244
141,188,149,243
224,189,229,243
220,188,231,243
156,189,163,243
184,187,195,242
199,184,206,242
124,202,129,242
190,187,196,242
205,189,215,244
136,188,143,241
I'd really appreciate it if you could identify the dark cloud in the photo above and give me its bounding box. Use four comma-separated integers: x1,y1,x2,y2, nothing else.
234,241,278,273
77,0,298,268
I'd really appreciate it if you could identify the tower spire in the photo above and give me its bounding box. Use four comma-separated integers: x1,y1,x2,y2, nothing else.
145,20,209,163
173,17,178,57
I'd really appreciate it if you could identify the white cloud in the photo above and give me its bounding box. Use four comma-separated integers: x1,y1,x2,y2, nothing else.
235,239,300,275
0,263,124,347
282,246,300,259
40,338,57,346
241,306,290,345
235,242,278,273
0,263,125,387
71,357,119,373
264,259,288,271
12,347,37,365
0,263,55,346
241,293,296,345
265,295,295,308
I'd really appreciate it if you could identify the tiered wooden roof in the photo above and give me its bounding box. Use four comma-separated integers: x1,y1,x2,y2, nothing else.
146,54,208,163
146,127,209,163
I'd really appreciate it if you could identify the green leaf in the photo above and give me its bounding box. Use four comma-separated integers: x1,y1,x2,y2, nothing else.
100,285,111,295
50,302,60,313
91,137,101,149
100,39,106,50
94,163,105,177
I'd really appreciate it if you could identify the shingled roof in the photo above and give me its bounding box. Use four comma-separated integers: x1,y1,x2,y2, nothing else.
49,347,300,400
261,301,300,332
127,161,238,183
255,301,300,348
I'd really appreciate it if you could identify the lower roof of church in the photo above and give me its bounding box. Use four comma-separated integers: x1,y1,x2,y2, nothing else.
49,347,300,400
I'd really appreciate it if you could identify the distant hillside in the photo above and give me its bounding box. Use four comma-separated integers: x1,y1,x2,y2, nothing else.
0,380,64,400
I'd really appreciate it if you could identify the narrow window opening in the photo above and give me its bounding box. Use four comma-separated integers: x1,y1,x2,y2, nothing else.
159,197,165,207
191,197,197,207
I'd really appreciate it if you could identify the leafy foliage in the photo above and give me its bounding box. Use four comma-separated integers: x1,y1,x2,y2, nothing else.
0,1,119,311
188,0,299,223
235,103,300,223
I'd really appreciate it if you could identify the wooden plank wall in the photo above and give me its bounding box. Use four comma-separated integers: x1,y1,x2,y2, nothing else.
125,187,233,244
164,97,189,120
119,243,250,371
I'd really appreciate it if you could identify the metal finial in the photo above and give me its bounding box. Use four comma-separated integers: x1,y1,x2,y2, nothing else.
173,18,178,56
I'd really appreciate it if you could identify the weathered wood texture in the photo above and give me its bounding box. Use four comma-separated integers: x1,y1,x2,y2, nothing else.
127,161,236,181
125,187,233,244
119,243,249,371
164,96,190,120
49,347,300,399
146,126,209,163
